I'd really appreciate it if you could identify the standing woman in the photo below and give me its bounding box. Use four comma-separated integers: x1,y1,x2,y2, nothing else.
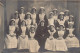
25,12,32,32
31,7,37,29
14,11,20,27
37,7,48,27
19,7,25,22
48,12,55,27
57,12,66,27
18,20,28,50
5,19,17,49
64,10,69,21
53,8,58,21
14,11,20,37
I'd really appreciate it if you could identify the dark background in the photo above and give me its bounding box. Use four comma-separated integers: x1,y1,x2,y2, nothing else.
0,0,80,53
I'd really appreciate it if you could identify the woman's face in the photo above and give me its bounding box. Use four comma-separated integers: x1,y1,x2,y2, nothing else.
31,28,35,33
21,9,24,13
15,14,18,19
50,14,53,18
69,17,73,21
40,9,44,14
22,21,26,26
41,21,44,26
65,12,69,16
53,11,57,15
11,21,15,26
60,15,64,20
69,24,73,28
50,26,54,31
60,26,64,30
27,14,31,19
32,9,36,13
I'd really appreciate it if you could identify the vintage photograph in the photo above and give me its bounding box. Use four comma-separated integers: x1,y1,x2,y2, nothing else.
0,0,80,53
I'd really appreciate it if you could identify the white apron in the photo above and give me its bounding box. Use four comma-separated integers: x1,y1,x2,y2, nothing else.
65,28,79,48
31,13,36,24
53,15,58,20
5,34,17,49
18,35,28,49
57,19,65,26
19,13,25,21
28,32,40,52
55,38,68,51
39,13,45,22
48,18,54,26
26,19,31,30
15,18,19,27
64,16,69,21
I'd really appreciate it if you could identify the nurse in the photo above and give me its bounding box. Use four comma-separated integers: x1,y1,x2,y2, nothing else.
64,10,69,21
19,7,25,22
31,7,37,29
37,7,48,26
57,12,65,27
48,12,55,27
18,20,28,50
65,15,79,48
5,19,17,49
28,25,40,52
45,25,56,51
55,25,68,51
53,8,58,21
14,11,20,27
25,12,32,30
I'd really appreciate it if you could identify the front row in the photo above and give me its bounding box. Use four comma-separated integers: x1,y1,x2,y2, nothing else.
4,20,80,52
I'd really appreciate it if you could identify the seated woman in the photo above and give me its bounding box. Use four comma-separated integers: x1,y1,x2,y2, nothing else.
65,17,79,48
35,20,48,51
28,25,40,52
5,19,17,49
45,25,56,51
17,20,28,50
55,25,68,51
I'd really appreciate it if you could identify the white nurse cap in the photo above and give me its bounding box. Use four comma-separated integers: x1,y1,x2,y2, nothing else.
60,12,64,14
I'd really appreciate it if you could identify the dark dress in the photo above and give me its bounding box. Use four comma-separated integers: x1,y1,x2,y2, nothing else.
35,25,49,51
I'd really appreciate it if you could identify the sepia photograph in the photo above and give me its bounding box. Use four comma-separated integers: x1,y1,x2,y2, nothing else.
0,0,80,53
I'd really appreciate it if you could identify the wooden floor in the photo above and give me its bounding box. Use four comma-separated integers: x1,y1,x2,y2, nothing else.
2,48,80,53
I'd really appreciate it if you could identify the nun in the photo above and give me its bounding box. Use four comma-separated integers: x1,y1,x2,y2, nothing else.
19,7,25,22
35,20,49,51
36,7,48,27
5,19,17,49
